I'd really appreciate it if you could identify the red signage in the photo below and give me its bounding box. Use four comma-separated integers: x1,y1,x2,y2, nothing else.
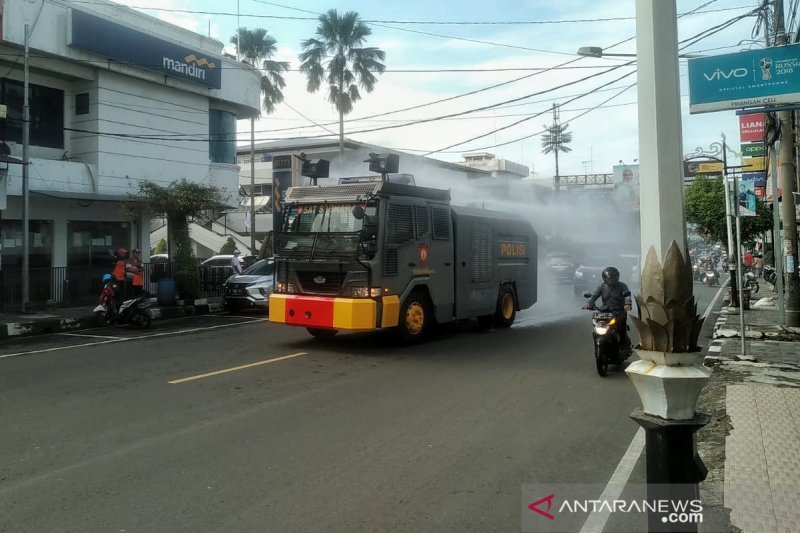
739,113,766,143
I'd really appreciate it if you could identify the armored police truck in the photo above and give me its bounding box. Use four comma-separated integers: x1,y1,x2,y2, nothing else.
269,154,538,341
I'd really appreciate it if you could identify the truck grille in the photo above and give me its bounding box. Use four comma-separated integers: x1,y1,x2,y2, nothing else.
297,271,347,295
384,248,398,276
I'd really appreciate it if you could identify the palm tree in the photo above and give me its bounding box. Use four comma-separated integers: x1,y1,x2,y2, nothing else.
541,106,572,194
298,9,386,154
230,27,288,114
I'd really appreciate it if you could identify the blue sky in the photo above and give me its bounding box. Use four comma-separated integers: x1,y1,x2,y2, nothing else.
112,0,782,178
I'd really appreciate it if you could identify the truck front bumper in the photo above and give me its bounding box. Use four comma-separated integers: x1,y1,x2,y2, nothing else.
269,294,400,331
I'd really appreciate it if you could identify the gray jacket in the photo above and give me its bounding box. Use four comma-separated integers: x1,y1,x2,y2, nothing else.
588,281,632,310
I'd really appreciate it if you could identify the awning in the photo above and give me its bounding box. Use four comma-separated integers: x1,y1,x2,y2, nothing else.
30,190,146,202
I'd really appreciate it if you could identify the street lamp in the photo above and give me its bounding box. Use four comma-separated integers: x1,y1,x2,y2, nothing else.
577,46,702,58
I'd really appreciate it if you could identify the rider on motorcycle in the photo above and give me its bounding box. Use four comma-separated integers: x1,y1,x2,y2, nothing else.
582,266,633,350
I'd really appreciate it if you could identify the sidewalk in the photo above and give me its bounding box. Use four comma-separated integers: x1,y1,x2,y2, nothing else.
699,293,800,532
0,297,225,340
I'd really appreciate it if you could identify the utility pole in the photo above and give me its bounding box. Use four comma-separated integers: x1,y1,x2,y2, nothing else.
250,117,256,255
552,103,561,194
775,1,800,326
21,24,30,313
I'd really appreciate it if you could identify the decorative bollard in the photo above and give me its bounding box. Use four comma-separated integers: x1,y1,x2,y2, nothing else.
626,242,711,533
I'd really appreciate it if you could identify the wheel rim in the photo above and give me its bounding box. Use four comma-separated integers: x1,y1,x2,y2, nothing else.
501,293,514,319
405,302,425,335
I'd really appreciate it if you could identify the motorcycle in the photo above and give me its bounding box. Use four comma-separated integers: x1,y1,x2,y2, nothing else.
583,292,632,377
763,265,777,286
703,269,719,286
94,293,153,328
692,262,703,281
744,271,759,294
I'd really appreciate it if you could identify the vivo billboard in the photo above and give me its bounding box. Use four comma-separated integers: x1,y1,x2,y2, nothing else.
688,44,800,113
67,9,222,89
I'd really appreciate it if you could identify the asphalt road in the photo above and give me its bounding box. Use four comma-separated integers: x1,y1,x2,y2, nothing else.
0,278,723,532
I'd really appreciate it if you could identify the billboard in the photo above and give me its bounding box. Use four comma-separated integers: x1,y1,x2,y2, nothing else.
741,142,766,158
739,114,766,142
684,159,722,178
612,164,640,210
67,9,222,89
688,44,800,113
737,175,759,217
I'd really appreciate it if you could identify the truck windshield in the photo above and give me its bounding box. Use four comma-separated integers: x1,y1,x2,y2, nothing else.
279,203,365,259
283,204,363,234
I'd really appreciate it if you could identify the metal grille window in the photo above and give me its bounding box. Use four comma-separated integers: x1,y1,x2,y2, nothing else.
472,224,493,281
387,204,414,244
415,205,429,238
384,248,399,276
432,206,451,240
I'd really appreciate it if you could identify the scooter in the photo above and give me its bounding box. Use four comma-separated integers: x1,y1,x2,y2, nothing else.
583,292,632,377
703,269,719,286
744,271,759,294
763,265,777,286
94,293,152,328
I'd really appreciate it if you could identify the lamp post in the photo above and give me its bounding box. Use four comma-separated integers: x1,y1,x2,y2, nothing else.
621,2,710,531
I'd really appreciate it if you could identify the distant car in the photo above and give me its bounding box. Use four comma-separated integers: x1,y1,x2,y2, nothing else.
546,252,577,283
223,258,274,311
200,255,245,292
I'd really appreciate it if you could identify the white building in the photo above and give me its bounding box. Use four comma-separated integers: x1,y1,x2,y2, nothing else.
0,0,260,284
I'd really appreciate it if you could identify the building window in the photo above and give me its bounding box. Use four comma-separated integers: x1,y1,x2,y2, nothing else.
0,219,54,268
0,80,64,149
209,109,236,164
75,92,90,115
66,221,130,267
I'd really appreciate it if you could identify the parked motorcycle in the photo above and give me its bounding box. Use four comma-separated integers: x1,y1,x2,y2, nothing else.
94,293,153,328
744,271,759,294
763,265,777,286
703,269,719,286
583,292,632,377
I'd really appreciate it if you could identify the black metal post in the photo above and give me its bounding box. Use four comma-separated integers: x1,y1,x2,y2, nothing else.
631,409,710,533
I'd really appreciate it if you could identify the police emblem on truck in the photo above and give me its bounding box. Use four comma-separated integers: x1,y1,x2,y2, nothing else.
499,242,527,257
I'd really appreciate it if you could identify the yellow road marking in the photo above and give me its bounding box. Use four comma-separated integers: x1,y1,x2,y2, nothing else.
168,352,308,384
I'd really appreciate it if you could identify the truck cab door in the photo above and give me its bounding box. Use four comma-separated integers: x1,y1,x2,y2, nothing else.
424,203,455,323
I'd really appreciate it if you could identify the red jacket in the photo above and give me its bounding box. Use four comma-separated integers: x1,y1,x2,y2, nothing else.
99,284,116,306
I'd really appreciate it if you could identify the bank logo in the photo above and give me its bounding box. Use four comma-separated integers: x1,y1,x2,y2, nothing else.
162,54,217,82
760,57,773,80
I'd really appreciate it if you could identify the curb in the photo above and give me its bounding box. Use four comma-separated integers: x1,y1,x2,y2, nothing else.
0,299,225,340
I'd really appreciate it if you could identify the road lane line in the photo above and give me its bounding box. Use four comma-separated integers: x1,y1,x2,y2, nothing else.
0,319,268,360
57,333,124,340
579,428,645,533
580,282,724,533
168,352,308,384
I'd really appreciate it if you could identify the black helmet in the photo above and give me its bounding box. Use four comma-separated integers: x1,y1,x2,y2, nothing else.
602,266,620,283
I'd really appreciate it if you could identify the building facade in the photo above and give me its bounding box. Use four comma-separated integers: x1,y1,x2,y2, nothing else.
0,0,260,280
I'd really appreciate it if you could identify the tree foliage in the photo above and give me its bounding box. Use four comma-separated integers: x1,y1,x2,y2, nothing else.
219,237,237,255
134,180,228,302
684,175,772,248
231,27,289,114
153,238,167,254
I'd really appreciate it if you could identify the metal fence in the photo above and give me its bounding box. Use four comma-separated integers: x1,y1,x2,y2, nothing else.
0,260,238,313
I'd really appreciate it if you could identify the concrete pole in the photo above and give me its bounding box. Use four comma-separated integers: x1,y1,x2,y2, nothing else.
770,145,785,321
722,147,739,306
635,0,687,261
21,24,30,312
733,171,748,357
776,0,800,326
250,116,256,255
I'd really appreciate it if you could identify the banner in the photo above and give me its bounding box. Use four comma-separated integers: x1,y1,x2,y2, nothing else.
742,157,767,172
737,175,759,217
612,164,640,210
739,114,766,142
741,142,766,158
272,155,293,238
684,159,722,177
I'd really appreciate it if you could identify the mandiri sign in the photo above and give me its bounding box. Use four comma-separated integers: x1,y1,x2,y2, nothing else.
688,44,800,113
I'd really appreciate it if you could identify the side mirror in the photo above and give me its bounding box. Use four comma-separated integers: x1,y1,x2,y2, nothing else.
352,205,365,220
582,292,592,298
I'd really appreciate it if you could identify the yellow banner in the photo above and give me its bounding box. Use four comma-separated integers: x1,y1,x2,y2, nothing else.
697,162,723,173
742,157,766,172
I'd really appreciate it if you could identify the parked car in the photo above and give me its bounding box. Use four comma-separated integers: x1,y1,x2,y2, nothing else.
200,255,244,292
223,258,275,311
546,252,577,283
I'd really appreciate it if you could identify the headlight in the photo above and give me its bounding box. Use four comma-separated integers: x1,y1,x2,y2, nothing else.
275,282,296,294
595,326,609,335
351,287,382,298
575,270,584,278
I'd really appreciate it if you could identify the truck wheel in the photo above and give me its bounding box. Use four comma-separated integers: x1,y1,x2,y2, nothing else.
397,292,432,342
307,328,339,339
494,285,516,328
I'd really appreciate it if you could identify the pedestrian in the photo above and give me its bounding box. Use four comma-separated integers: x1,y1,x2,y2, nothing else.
127,248,144,297
230,249,243,275
753,253,764,276
112,247,129,304
743,250,754,269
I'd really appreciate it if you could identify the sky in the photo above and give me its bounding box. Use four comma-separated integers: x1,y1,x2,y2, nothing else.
104,0,788,180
